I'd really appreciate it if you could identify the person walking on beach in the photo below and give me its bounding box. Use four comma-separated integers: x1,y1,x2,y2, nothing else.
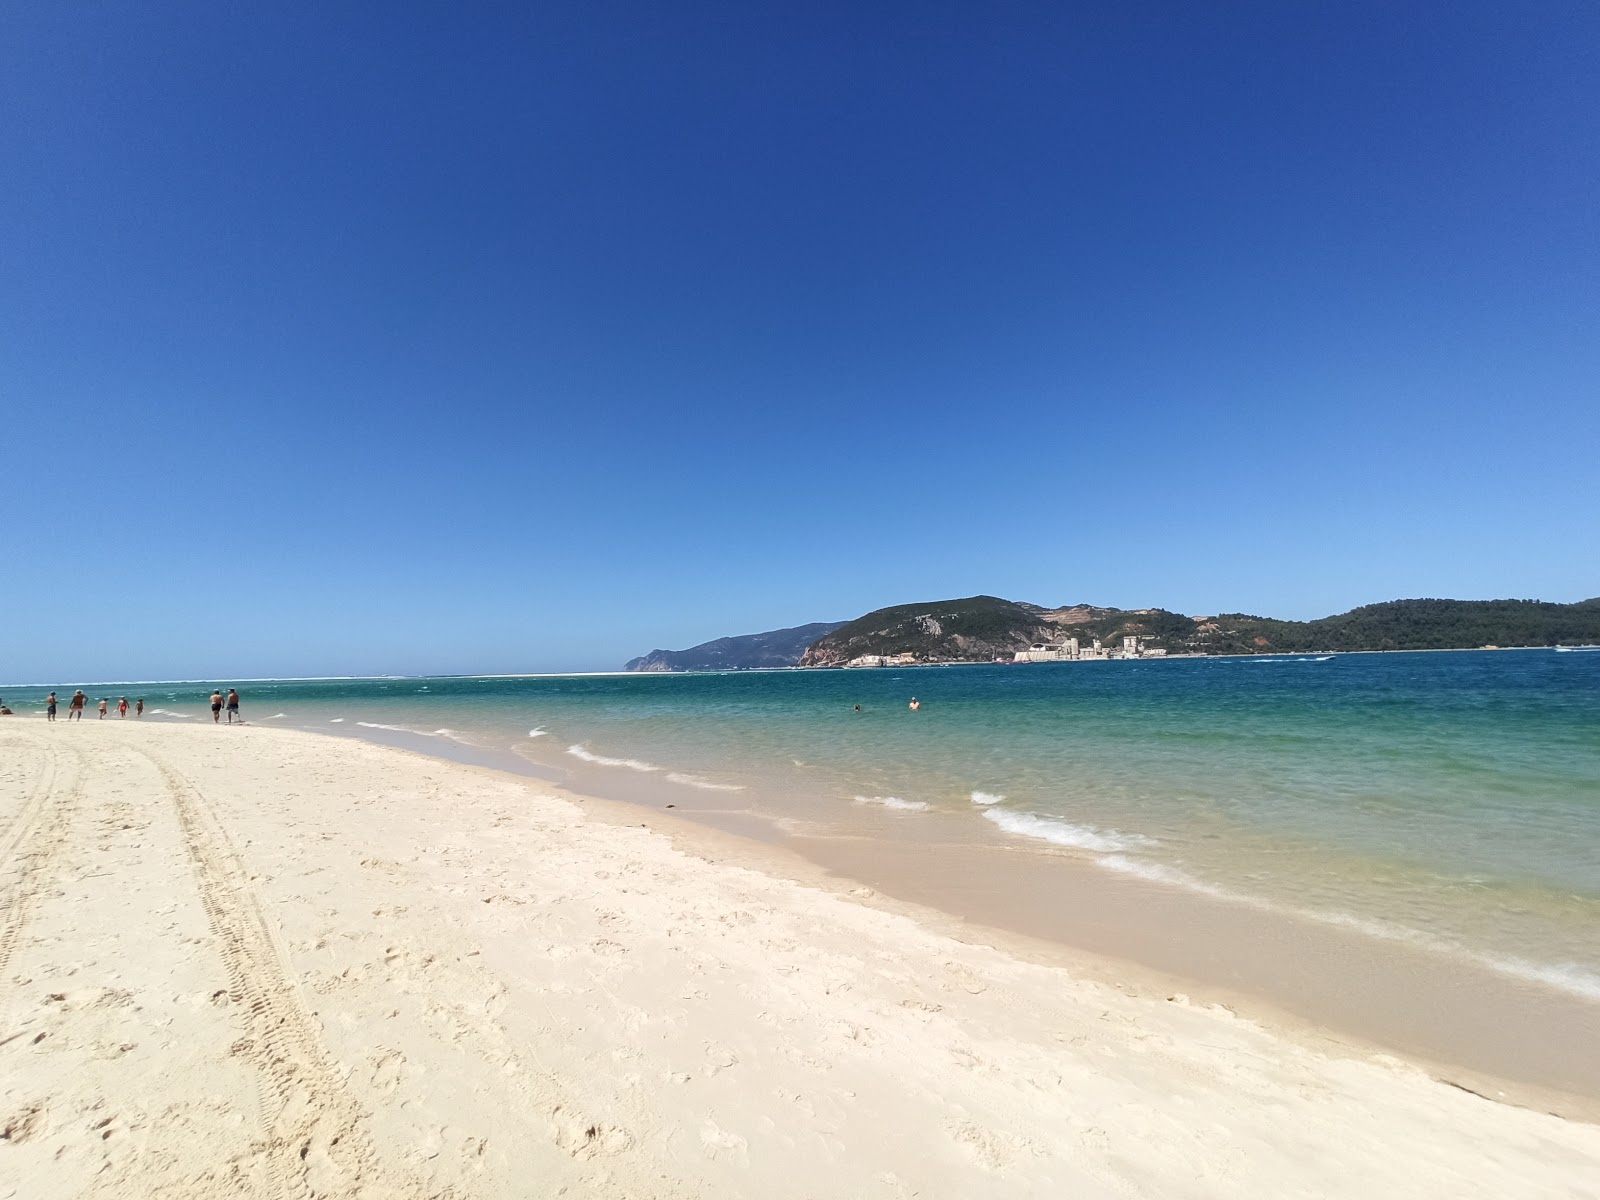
136,698,144,717
69,690,85,721
226,688,240,724
209,690,223,723
46,692,57,721
118,697,129,718
97,698,108,719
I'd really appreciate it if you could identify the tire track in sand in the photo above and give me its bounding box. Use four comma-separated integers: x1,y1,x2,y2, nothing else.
142,749,425,1200
0,742,80,981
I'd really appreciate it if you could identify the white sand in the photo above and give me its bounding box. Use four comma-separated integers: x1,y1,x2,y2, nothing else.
2,721,1597,1198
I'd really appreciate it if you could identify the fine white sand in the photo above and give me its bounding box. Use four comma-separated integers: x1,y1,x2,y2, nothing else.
2,721,1597,1198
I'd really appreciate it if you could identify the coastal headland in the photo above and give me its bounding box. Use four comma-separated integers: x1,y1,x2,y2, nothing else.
2,720,1597,1198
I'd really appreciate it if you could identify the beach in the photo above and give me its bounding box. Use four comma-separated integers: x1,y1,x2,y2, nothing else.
3,720,1598,1198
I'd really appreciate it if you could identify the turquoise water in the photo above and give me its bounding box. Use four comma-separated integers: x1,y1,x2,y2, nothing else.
9,650,1598,999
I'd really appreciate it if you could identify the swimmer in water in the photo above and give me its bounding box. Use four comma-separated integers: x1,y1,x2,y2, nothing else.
908,697,921,711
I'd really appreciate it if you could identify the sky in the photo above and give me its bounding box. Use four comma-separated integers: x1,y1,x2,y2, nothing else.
3,2,1597,679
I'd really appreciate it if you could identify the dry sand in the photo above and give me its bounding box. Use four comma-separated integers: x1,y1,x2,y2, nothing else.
2,720,1597,1198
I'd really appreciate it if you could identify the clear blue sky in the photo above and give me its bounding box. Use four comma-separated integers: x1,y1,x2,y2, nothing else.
3,2,1596,679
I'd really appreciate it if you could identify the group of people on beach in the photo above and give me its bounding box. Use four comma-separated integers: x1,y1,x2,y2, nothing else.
21,688,242,723
41,690,143,721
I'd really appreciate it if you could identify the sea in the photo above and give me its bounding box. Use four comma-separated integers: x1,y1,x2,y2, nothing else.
9,650,1599,1017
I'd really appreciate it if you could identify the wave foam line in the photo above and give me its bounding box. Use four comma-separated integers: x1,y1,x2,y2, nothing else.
970,790,1005,806
528,728,549,738
854,795,930,812
982,809,1151,852
264,713,287,720
666,772,746,792
148,709,194,719
566,744,661,773
355,721,435,736
1095,857,1600,1004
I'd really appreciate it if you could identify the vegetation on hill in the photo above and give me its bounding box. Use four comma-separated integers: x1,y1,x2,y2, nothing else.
798,596,1052,666
1193,598,1600,654
630,597,1600,670
799,595,1600,664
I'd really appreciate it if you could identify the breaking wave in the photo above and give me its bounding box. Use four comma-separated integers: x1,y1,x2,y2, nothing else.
665,772,745,792
970,790,1005,805
982,809,1151,852
566,744,661,773
853,794,930,812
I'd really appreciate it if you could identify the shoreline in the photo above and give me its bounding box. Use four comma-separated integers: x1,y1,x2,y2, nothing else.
0,641,1574,691
236,714,1600,1120
2,720,1598,1197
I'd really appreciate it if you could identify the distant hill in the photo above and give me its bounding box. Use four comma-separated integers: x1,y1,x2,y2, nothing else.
624,621,847,672
632,596,1600,670
1197,598,1600,654
797,596,1199,665
797,595,1600,665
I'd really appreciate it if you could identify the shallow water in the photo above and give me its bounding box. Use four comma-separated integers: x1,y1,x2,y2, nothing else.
11,650,1598,1005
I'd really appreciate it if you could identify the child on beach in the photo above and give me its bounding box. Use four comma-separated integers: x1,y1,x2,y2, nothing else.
98,698,108,719
136,698,144,717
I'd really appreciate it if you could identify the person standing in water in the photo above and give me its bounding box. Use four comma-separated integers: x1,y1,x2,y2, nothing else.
46,692,58,721
97,698,108,719
226,688,240,724
118,697,129,718
209,690,223,723
136,698,144,717
69,690,85,720
908,697,921,711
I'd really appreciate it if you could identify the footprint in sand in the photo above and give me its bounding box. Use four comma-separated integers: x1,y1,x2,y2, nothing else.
703,1043,739,1076
946,1120,1039,1170
548,1106,633,1159
699,1119,748,1162
370,1049,406,1093
1,1102,47,1143
941,962,989,995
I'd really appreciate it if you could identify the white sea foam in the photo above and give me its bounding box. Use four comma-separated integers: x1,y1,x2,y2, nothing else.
970,790,1006,805
982,809,1149,852
666,772,745,792
149,709,193,719
264,713,287,720
1094,856,1600,1004
355,721,434,735
1097,855,1230,897
330,718,345,723
853,795,931,812
527,728,549,738
566,744,661,772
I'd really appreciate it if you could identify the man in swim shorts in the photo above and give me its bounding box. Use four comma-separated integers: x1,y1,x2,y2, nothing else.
46,692,57,721
136,698,144,717
226,689,240,723
69,690,85,720
210,690,223,722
